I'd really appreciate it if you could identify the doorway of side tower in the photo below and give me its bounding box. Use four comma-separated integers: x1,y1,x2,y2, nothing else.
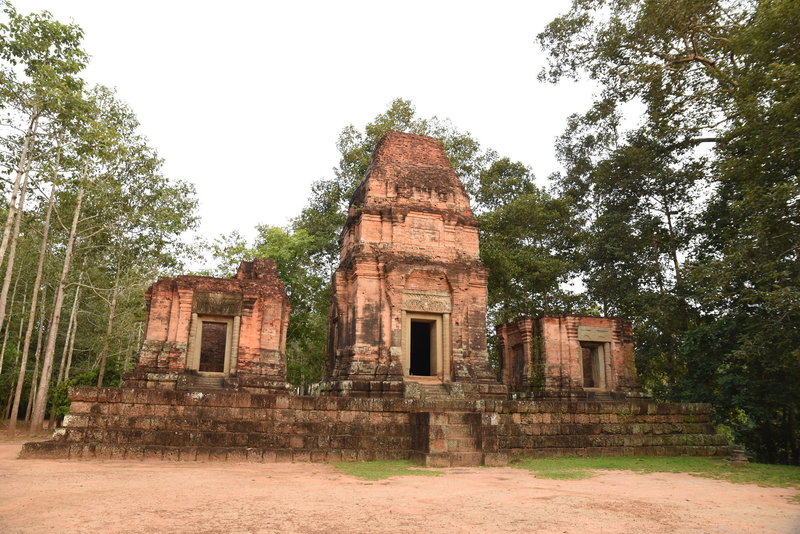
189,315,234,376
200,321,227,373
410,320,433,376
580,342,607,390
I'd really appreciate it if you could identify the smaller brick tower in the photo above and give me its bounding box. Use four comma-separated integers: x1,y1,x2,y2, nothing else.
496,315,642,398
323,131,506,398
123,258,291,393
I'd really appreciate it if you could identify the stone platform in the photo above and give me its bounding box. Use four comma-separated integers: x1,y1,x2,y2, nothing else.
21,387,728,466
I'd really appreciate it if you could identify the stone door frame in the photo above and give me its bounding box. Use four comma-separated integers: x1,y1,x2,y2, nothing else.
401,311,451,382
186,314,239,377
579,341,608,391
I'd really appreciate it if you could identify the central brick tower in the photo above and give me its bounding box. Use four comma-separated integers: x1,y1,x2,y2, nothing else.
323,131,506,398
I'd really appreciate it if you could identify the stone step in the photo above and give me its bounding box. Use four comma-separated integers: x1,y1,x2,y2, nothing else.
415,451,485,467
419,385,451,400
445,438,480,452
441,424,477,439
57,427,412,449
22,441,403,463
177,375,227,391
585,390,615,401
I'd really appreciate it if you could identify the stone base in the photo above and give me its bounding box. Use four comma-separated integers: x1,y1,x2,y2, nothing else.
121,370,290,395
236,375,292,395
402,380,508,400
458,381,509,400
121,370,181,390
318,380,405,398
513,387,648,401
20,387,729,466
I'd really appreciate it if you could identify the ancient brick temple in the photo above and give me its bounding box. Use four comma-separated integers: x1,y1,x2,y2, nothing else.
497,316,641,398
122,258,291,393
20,131,728,466
322,131,506,399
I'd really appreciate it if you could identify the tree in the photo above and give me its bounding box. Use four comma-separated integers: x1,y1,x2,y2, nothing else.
0,1,87,338
475,158,582,324
539,0,800,463
6,182,53,435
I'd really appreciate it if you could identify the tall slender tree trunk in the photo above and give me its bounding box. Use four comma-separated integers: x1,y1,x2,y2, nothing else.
122,322,142,375
64,309,78,383
57,292,78,385
25,286,47,423
16,285,28,353
57,278,81,385
8,186,55,435
0,273,20,375
3,385,13,421
0,113,38,276
51,267,82,427
30,172,85,432
661,197,683,286
789,406,799,466
97,264,120,387
0,160,33,337
0,324,9,374
47,288,83,430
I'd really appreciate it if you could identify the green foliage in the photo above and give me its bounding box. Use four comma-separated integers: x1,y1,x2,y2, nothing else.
333,460,443,481
0,1,88,121
513,456,800,489
477,158,584,323
540,0,800,464
253,226,329,388
49,368,120,419
528,334,545,390
0,2,199,422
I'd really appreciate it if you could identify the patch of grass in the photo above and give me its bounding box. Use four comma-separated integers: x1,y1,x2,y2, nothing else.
512,456,800,492
532,469,593,480
333,460,443,481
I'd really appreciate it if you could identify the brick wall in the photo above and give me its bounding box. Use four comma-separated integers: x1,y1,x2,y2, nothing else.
21,387,727,464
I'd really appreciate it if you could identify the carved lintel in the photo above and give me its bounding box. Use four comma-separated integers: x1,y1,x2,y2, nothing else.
192,292,242,316
402,290,451,313
578,326,612,342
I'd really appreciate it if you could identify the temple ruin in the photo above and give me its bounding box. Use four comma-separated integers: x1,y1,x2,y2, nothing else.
123,258,291,394
497,315,641,398
323,131,505,399
21,131,728,466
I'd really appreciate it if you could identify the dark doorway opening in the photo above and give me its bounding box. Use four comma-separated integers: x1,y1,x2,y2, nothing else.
410,320,432,376
581,345,595,387
199,321,227,373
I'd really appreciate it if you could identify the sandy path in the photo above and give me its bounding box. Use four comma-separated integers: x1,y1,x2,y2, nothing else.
0,441,797,534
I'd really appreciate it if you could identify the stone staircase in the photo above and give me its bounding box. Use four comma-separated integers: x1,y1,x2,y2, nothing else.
404,379,466,401
418,383,452,400
176,375,229,391
585,390,615,401
410,411,506,467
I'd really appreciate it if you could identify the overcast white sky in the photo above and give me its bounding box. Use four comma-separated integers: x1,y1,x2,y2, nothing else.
13,0,595,245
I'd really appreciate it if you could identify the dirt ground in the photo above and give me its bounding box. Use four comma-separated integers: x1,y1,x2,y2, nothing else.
0,440,798,534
